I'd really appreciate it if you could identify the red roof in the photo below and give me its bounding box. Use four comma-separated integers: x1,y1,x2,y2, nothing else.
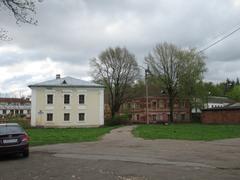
0,98,30,104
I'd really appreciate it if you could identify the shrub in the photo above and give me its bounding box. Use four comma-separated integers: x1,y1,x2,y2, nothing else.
0,116,31,129
8,119,31,129
105,114,131,126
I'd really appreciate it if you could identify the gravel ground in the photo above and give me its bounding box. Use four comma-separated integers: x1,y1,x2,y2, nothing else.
1,126,240,180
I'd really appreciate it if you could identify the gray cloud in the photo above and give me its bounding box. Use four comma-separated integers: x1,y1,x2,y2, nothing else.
1,0,240,95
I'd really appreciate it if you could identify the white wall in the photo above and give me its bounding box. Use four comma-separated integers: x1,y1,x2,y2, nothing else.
30,87,104,127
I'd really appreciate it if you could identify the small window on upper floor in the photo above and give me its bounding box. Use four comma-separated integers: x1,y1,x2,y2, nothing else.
152,101,157,109
79,95,85,104
47,94,53,104
64,94,70,104
159,100,164,108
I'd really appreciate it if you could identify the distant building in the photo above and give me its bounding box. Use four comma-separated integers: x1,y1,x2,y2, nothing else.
0,98,31,116
29,74,104,127
192,96,235,114
202,103,240,124
205,96,234,109
120,96,190,123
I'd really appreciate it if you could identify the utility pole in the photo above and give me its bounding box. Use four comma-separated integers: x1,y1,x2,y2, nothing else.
145,66,151,125
138,64,152,125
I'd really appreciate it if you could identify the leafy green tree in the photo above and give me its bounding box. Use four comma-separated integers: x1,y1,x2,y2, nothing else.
146,42,206,123
226,85,240,101
203,82,224,96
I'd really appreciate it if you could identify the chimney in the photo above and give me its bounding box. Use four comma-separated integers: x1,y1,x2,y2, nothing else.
56,74,61,79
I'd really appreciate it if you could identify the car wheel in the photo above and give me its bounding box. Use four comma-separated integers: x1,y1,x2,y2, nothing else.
22,150,29,158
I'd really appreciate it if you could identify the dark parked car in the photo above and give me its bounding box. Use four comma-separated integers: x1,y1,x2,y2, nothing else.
0,123,29,157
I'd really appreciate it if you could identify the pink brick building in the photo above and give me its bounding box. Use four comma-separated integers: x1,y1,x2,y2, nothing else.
120,96,190,124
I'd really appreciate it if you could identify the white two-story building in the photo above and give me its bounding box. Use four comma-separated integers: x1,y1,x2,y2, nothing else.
29,74,104,127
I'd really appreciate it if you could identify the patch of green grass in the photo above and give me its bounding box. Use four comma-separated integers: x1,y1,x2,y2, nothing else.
26,127,114,146
133,124,240,141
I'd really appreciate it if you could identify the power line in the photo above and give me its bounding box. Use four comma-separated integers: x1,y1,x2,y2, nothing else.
199,25,240,53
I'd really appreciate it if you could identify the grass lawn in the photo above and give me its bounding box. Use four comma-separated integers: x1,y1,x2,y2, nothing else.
26,127,114,146
133,124,240,141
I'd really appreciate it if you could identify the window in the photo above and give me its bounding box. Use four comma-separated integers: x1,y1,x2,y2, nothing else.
167,114,170,121
152,114,157,121
47,113,53,121
159,100,164,108
136,114,140,121
180,101,185,108
158,114,163,121
64,113,70,121
79,95,85,104
0,125,24,134
20,110,23,114
3,110,6,114
135,103,141,109
64,94,70,104
47,94,53,104
152,101,157,109
181,114,185,121
79,113,85,121
174,101,178,108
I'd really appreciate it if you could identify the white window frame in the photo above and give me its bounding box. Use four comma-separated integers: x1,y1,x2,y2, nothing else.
47,94,54,105
64,94,71,104
46,113,53,121
78,112,86,122
64,113,70,121
78,94,85,105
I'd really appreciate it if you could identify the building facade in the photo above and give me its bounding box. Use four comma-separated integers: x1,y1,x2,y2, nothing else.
204,96,234,109
29,75,104,127
121,96,190,123
0,98,31,117
202,102,240,124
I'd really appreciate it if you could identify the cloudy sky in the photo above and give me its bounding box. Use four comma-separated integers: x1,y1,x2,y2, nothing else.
1,0,240,97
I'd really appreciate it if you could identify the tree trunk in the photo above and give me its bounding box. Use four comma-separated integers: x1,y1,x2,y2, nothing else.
168,96,174,123
110,102,121,119
110,94,115,118
111,107,115,118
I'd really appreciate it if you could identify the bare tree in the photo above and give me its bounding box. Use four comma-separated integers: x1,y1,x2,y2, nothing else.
90,47,140,118
145,42,206,123
0,28,11,41
0,0,40,40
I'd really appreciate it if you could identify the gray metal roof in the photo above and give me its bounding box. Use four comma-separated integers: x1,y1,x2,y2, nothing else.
207,96,234,104
224,102,240,108
29,76,104,88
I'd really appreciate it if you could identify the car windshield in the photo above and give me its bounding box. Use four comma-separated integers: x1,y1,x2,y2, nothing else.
0,125,24,135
